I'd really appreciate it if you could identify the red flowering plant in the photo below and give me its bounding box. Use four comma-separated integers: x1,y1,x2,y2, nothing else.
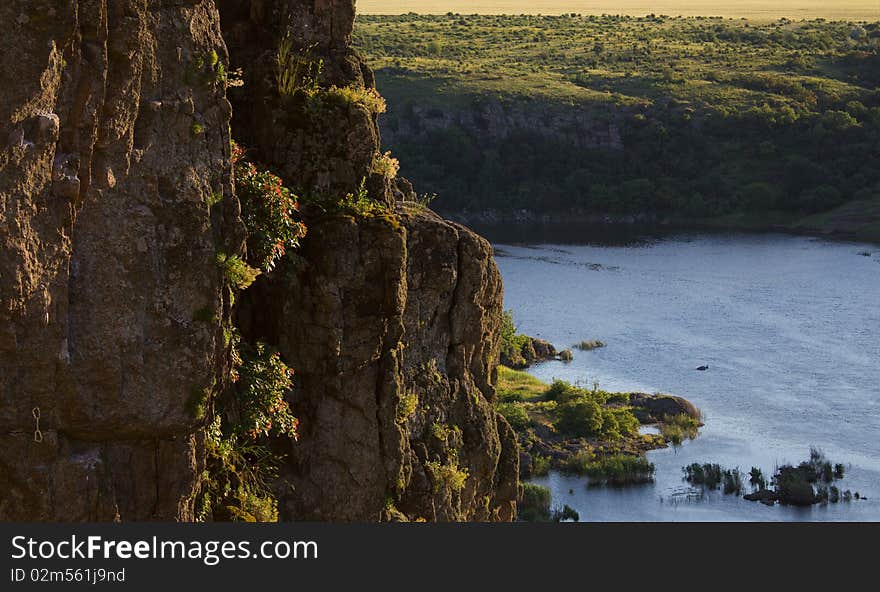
235,342,299,442
232,141,307,272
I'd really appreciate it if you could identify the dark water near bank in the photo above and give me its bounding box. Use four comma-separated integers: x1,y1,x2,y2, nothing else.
491,228,880,521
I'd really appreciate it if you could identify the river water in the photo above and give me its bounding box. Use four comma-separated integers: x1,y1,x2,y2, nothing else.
488,228,880,521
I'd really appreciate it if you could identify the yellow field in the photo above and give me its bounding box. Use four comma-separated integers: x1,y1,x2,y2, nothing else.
358,1,879,21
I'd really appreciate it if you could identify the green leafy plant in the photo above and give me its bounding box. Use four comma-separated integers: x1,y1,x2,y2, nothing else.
301,178,392,219
497,402,530,432
186,50,227,88
196,417,282,522
234,342,299,441
399,192,437,211
216,252,260,290
499,309,532,368
322,85,387,114
425,460,469,494
396,391,418,423
659,413,701,445
532,454,551,477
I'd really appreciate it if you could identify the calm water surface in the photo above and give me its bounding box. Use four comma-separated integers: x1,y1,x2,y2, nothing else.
492,230,880,521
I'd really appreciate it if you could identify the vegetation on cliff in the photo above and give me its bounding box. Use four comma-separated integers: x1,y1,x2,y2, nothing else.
355,14,880,238
197,147,305,522
232,141,308,272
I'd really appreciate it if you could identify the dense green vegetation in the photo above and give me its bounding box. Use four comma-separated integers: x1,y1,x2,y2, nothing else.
547,380,640,441
499,309,534,368
355,14,880,232
496,370,643,444
563,453,655,485
495,366,696,485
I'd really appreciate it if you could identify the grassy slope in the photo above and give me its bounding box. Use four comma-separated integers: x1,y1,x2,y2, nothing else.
496,366,547,400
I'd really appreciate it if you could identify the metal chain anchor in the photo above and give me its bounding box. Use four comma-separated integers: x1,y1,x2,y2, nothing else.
32,407,43,443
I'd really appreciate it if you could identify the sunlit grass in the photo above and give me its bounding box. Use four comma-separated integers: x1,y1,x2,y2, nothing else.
496,365,548,402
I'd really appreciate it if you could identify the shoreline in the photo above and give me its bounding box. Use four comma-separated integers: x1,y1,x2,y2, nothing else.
442,205,880,246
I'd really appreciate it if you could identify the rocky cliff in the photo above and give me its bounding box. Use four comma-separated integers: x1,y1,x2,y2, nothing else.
382,90,624,153
0,0,518,522
223,0,518,522
0,0,242,520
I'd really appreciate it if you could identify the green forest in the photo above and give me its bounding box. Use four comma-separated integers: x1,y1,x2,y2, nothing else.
354,14,880,231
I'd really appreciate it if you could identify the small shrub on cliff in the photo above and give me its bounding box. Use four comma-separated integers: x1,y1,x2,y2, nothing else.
275,36,386,116
322,85,387,114
196,338,299,522
186,50,227,88
372,150,400,179
425,460,469,494
234,342,299,442
300,178,391,219
232,142,307,272
216,252,260,291
396,391,418,423
196,418,281,523
399,192,437,212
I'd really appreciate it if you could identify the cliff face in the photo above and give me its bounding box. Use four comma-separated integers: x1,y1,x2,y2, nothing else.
383,93,624,152
0,0,517,522
224,0,518,522
0,0,241,520
238,210,517,521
